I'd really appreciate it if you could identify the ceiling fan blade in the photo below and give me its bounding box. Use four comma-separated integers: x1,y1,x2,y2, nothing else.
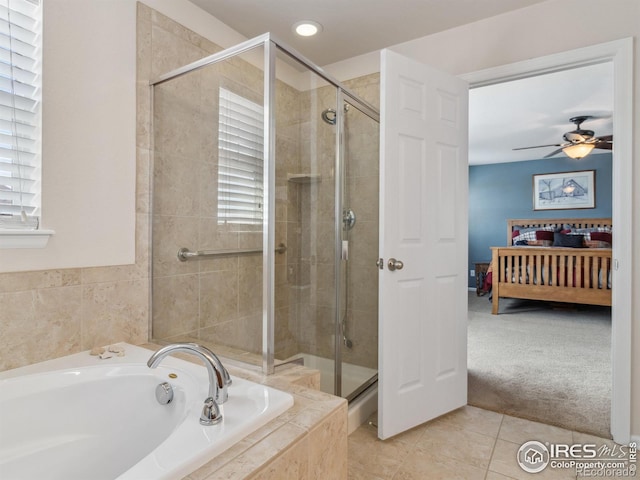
594,142,613,150
543,147,566,158
597,134,613,141
513,143,562,151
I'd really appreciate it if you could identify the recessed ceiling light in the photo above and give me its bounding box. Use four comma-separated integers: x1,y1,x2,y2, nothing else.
292,20,322,37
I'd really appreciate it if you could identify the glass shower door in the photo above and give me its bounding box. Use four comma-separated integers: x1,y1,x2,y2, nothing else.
339,98,380,400
272,47,339,395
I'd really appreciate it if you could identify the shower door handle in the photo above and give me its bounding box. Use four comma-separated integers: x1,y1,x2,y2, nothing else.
387,258,404,271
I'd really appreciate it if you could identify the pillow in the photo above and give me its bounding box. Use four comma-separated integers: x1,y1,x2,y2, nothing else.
512,230,538,243
553,232,585,248
536,230,554,241
591,231,612,244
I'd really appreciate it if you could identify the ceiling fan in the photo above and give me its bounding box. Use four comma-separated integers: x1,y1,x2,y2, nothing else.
513,115,613,159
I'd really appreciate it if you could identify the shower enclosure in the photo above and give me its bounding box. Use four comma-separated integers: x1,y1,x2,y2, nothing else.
150,34,379,401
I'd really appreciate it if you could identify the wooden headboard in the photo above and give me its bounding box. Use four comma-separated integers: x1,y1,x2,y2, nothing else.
506,218,613,245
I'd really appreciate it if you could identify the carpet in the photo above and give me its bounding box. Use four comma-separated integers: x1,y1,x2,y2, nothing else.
467,292,612,438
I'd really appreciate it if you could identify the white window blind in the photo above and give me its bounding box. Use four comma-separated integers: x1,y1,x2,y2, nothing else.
217,88,264,225
0,0,40,230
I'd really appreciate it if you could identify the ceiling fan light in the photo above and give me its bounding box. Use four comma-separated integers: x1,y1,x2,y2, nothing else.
563,143,595,159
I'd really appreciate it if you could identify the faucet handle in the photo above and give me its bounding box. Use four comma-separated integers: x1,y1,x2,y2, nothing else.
200,397,222,426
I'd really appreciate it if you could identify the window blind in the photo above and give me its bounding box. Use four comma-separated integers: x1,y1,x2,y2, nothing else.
0,0,40,230
217,88,264,225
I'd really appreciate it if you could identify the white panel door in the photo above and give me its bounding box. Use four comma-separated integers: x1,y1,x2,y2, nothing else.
378,49,469,440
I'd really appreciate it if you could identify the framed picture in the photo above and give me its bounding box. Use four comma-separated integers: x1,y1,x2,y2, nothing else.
532,170,595,211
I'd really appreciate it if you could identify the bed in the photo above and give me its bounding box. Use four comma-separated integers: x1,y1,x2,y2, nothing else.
489,218,612,315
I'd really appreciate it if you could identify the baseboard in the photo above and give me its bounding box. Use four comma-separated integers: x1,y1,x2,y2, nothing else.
468,287,476,292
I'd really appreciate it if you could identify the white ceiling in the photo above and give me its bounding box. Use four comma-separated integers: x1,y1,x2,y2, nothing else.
187,0,614,165
188,0,549,66
469,62,614,165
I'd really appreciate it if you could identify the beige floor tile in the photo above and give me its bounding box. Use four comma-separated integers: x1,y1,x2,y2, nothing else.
393,447,486,480
348,464,386,480
486,472,518,480
360,412,427,447
429,405,504,438
489,439,576,480
348,424,413,479
499,415,574,445
415,422,497,469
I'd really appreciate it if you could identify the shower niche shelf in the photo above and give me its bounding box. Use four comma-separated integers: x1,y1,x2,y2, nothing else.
287,173,321,184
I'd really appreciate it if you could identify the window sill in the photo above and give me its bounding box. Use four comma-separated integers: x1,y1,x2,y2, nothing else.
0,229,55,249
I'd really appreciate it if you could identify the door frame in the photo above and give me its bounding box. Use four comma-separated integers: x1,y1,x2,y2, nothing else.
461,38,633,444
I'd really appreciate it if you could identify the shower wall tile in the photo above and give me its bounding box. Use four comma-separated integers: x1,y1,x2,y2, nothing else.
154,97,207,161
237,231,263,251
275,305,298,359
153,151,201,216
152,274,199,339
344,73,381,109
237,313,263,354
312,263,335,308
197,220,239,251
348,260,379,315
349,176,379,226
198,315,262,355
342,308,378,370
348,221,378,261
238,256,262,318
200,270,239,328
198,160,218,216
152,215,199,277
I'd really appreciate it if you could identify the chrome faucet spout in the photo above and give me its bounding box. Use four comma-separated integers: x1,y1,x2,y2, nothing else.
147,343,231,425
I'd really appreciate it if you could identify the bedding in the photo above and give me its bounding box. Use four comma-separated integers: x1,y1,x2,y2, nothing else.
489,218,612,314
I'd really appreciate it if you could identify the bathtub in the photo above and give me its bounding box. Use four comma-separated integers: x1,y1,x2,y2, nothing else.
0,343,293,480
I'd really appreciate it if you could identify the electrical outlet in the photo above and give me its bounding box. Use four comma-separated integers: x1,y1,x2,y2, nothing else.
470,269,475,277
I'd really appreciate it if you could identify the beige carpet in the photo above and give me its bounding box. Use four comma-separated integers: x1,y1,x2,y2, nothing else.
467,292,612,438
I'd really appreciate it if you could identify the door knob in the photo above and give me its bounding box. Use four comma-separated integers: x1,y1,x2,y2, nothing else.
387,258,404,271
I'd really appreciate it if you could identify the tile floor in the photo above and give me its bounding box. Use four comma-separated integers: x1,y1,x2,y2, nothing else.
348,406,620,480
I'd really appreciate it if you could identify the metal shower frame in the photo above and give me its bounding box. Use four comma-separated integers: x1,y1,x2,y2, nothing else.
150,33,380,388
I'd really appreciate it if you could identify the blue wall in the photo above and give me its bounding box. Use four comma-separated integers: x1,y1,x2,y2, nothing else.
468,153,612,287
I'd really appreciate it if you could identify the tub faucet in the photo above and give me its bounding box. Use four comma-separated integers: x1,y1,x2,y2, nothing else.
147,343,231,425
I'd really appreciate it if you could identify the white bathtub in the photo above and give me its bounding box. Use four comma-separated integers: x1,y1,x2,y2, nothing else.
0,343,293,480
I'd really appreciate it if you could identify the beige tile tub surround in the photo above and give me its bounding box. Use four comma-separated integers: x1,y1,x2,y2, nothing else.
0,258,149,372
